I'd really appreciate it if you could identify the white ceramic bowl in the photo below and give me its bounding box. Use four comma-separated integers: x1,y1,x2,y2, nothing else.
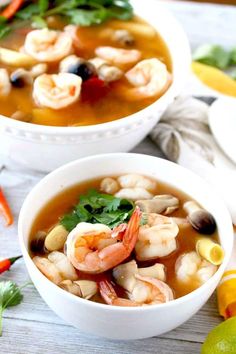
18,153,234,340
0,0,191,172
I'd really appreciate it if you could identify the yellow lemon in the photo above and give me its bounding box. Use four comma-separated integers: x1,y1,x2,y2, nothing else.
192,61,236,98
201,317,236,354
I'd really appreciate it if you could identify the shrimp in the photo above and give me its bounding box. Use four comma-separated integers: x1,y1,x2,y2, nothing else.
33,73,82,109
95,46,141,69
66,207,142,274
0,68,11,96
99,274,173,307
117,174,157,191
24,28,73,62
120,58,171,101
175,251,217,284
135,213,179,261
33,252,78,285
113,260,166,293
115,188,153,201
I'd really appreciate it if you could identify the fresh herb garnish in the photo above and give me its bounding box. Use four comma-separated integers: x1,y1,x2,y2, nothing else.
0,280,30,336
193,44,231,70
193,44,236,78
1,0,133,37
60,189,135,231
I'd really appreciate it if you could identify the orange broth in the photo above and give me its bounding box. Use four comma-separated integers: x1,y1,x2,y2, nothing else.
30,177,220,303
0,16,172,126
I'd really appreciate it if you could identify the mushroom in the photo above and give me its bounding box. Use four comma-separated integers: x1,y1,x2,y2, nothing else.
135,194,179,215
59,280,82,296
45,224,69,251
60,280,98,299
30,231,47,254
10,68,33,87
183,201,216,234
112,29,135,46
59,55,96,81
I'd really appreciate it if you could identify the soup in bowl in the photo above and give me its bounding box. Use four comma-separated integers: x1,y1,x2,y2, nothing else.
18,153,234,339
0,0,191,171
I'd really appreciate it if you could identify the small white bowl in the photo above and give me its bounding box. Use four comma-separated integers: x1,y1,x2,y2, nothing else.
18,153,234,340
0,0,191,172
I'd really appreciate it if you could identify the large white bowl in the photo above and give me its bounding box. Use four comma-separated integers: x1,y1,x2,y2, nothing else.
18,153,234,340
0,0,191,172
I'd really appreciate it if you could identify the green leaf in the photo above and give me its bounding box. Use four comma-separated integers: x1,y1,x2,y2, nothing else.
16,4,40,20
39,0,49,14
66,8,108,26
32,15,47,29
230,47,236,65
60,189,134,231
0,24,11,39
0,281,23,336
193,44,230,70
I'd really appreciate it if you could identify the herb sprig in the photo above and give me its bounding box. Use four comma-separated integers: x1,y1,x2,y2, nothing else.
60,189,135,231
193,44,236,80
0,280,30,336
0,0,133,39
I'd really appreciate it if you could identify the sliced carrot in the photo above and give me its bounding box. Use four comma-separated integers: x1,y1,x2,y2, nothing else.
0,188,13,226
1,0,24,20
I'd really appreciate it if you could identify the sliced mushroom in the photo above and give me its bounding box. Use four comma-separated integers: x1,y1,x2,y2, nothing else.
45,224,69,251
74,280,98,299
10,68,33,87
135,194,179,215
138,263,166,282
183,201,216,235
59,280,82,296
100,177,120,194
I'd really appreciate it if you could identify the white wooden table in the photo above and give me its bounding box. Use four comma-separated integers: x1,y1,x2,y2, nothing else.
0,1,235,353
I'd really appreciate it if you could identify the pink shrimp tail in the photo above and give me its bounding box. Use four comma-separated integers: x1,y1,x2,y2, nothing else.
123,207,142,252
99,278,117,305
99,278,138,307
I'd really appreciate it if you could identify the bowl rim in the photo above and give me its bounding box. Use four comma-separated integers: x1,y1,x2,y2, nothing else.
18,153,234,313
0,0,191,135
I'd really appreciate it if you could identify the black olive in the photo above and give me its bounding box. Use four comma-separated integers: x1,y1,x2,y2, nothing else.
10,69,32,88
67,62,96,81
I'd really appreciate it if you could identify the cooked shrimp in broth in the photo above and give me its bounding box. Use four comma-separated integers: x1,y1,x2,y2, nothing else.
30,174,222,306
0,12,172,126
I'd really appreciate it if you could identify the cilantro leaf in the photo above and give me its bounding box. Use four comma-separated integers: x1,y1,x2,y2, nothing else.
60,189,134,231
0,281,27,336
193,44,230,70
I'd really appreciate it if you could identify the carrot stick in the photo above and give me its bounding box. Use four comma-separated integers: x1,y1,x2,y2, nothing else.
1,0,24,20
0,188,13,226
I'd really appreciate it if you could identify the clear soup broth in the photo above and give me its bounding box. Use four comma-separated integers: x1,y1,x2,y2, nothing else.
30,176,221,305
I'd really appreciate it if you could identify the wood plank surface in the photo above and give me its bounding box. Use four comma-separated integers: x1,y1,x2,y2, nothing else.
0,1,235,353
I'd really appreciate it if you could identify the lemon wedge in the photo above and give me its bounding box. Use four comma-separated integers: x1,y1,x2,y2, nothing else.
192,61,236,98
